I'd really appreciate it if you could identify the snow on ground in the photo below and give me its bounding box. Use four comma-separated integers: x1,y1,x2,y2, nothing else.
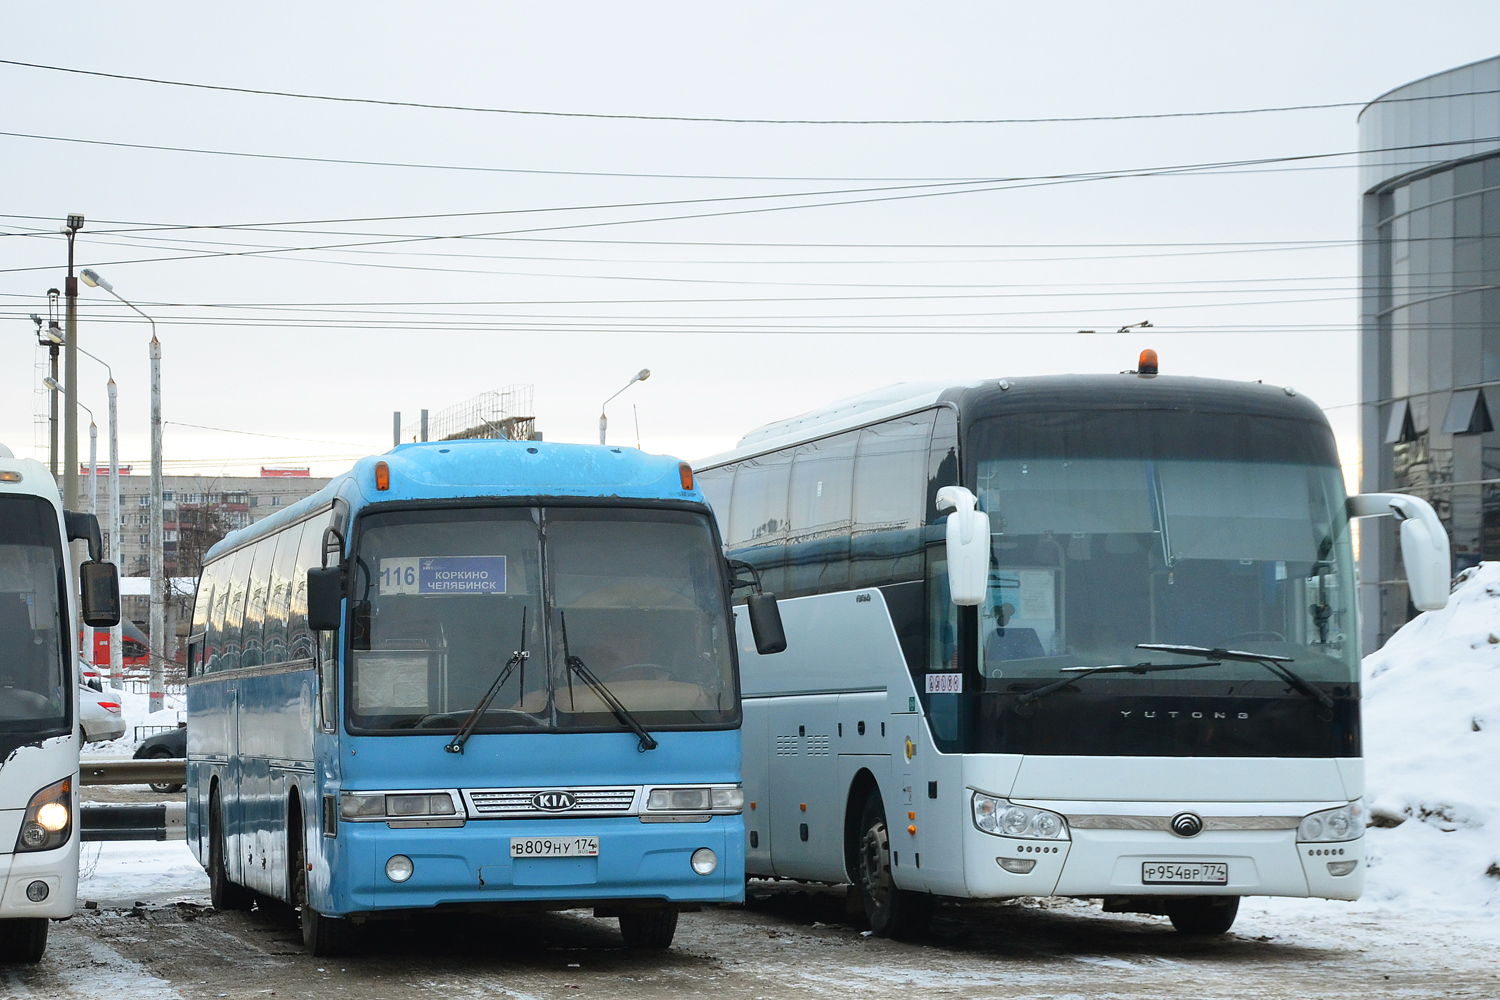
81,683,185,759
76,840,208,908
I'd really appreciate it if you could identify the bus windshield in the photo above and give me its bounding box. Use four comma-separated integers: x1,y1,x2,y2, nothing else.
939,407,1358,757
0,495,69,737
347,505,737,735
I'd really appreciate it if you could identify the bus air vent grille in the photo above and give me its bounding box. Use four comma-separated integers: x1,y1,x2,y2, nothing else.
775,735,798,757
807,735,831,757
465,786,639,817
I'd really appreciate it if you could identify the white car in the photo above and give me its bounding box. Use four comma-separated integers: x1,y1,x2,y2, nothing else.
79,685,126,743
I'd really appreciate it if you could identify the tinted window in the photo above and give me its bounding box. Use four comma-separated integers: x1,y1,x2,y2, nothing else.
785,432,856,595
926,406,959,524
851,411,934,588
727,451,792,595
0,495,69,735
264,521,304,666
203,558,229,672
288,511,329,661
220,546,255,671
241,538,278,669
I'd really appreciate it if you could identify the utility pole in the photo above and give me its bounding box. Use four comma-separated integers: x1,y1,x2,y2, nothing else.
149,335,164,713
108,377,121,688
86,417,98,680
43,290,62,477
62,213,83,510
420,409,428,442
393,411,401,448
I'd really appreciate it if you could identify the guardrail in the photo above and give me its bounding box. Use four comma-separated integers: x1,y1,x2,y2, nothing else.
81,802,186,841
79,758,186,786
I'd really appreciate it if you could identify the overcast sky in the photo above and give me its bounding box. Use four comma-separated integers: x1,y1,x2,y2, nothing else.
3,4,1498,482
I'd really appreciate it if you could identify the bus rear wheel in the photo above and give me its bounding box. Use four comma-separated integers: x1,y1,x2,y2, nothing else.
208,791,251,912
0,917,47,963
1166,896,1240,935
857,793,933,940
618,909,678,949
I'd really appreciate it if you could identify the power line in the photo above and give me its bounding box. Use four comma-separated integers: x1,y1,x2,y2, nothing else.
164,420,373,448
3,57,1497,125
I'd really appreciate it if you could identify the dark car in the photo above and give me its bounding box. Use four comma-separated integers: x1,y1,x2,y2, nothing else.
133,724,186,794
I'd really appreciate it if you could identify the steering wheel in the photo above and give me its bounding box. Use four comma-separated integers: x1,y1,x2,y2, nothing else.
610,663,673,682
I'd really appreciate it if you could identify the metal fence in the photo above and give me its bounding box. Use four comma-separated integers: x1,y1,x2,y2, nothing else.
429,385,535,442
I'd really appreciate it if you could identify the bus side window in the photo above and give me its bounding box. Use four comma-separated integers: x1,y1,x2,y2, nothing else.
241,538,278,669
264,521,305,667
221,545,255,672
925,406,959,526
204,559,229,673
695,466,735,541
289,515,326,663
727,452,792,596
851,410,934,590
190,569,214,675
786,432,856,596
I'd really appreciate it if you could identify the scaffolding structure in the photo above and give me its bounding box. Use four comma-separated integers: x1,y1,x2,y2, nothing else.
429,385,536,442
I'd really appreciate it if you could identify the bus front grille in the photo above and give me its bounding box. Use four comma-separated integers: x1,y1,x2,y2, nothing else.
464,786,640,818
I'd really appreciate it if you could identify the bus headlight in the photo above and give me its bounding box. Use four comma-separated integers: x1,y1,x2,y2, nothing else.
15,777,71,853
1298,800,1364,842
340,790,460,821
386,793,456,817
644,785,743,814
972,792,1069,841
340,792,387,820
711,787,744,811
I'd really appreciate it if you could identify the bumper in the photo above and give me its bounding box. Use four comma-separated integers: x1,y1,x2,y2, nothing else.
327,815,745,917
962,825,1364,900
0,843,80,920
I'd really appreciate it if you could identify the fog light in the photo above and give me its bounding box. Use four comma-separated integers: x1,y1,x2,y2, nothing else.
690,848,718,875
385,854,414,882
997,858,1036,874
25,880,49,902
1327,860,1358,876
20,824,48,849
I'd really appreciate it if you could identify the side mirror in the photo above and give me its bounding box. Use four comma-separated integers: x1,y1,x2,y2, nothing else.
307,567,345,632
935,485,991,606
1348,492,1450,611
79,561,121,628
746,592,787,655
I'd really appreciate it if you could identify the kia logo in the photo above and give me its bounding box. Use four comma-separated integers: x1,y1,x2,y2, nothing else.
1170,812,1204,838
531,791,578,812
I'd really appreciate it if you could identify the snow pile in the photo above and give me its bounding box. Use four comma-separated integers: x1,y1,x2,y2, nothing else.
1359,561,1500,912
83,683,186,758
77,841,208,907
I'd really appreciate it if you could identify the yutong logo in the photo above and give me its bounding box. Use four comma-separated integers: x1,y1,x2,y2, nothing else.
1171,812,1204,837
530,791,578,812
1119,710,1251,720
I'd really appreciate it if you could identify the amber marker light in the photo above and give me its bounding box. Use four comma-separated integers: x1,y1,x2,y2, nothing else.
679,462,694,490
375,461,390,491
1138,349,1159,375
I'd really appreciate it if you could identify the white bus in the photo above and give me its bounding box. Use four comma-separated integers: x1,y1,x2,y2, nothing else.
695,364,1448,938
0,443,119,963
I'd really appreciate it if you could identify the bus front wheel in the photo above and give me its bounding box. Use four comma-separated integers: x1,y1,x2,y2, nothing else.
208,791,251,912
302,906,359,956
857,794,933,940
0,917,47,963
1166,896,1240,935
618,909,678,949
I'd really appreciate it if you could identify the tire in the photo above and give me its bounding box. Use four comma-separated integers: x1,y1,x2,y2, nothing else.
302,906,360,956
0,918,47,963
208,791,252,912
856,792,934,940
618,910,678,949
1166,896,1240,935
147,748,183,795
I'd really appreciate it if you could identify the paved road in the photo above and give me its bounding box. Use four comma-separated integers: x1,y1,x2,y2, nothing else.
6,876,1497,1000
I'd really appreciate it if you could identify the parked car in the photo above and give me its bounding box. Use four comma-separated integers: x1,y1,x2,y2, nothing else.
78,685,126,743
133,724,186,794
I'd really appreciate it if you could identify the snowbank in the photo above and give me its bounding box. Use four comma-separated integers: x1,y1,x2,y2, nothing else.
1358,561,1500,913
82,684,186,759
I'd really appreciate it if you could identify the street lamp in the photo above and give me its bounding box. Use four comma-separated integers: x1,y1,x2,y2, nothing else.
81,267,165,713
61,214,84,510
599,369,651,445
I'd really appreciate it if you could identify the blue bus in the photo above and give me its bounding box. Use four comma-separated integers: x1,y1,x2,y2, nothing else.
185,441,783,954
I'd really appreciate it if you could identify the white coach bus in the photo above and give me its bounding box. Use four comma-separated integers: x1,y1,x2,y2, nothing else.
0,443,119,963
695,360,1448,938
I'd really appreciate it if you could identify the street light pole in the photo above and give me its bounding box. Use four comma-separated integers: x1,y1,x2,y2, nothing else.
62,213,83,510
80,267,164,711
599,369,651,445
107,377,120,687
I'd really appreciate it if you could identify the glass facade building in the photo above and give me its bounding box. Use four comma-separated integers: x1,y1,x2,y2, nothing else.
1359,56,1500,650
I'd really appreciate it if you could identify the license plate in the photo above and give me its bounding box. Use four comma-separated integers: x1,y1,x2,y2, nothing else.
1141,862,1228,885
510,836,599,859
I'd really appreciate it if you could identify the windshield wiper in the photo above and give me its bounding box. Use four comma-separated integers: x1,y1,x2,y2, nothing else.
1015,660,1221,708
1135,642,1335,710
445,608,530,755
559,611,658,752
